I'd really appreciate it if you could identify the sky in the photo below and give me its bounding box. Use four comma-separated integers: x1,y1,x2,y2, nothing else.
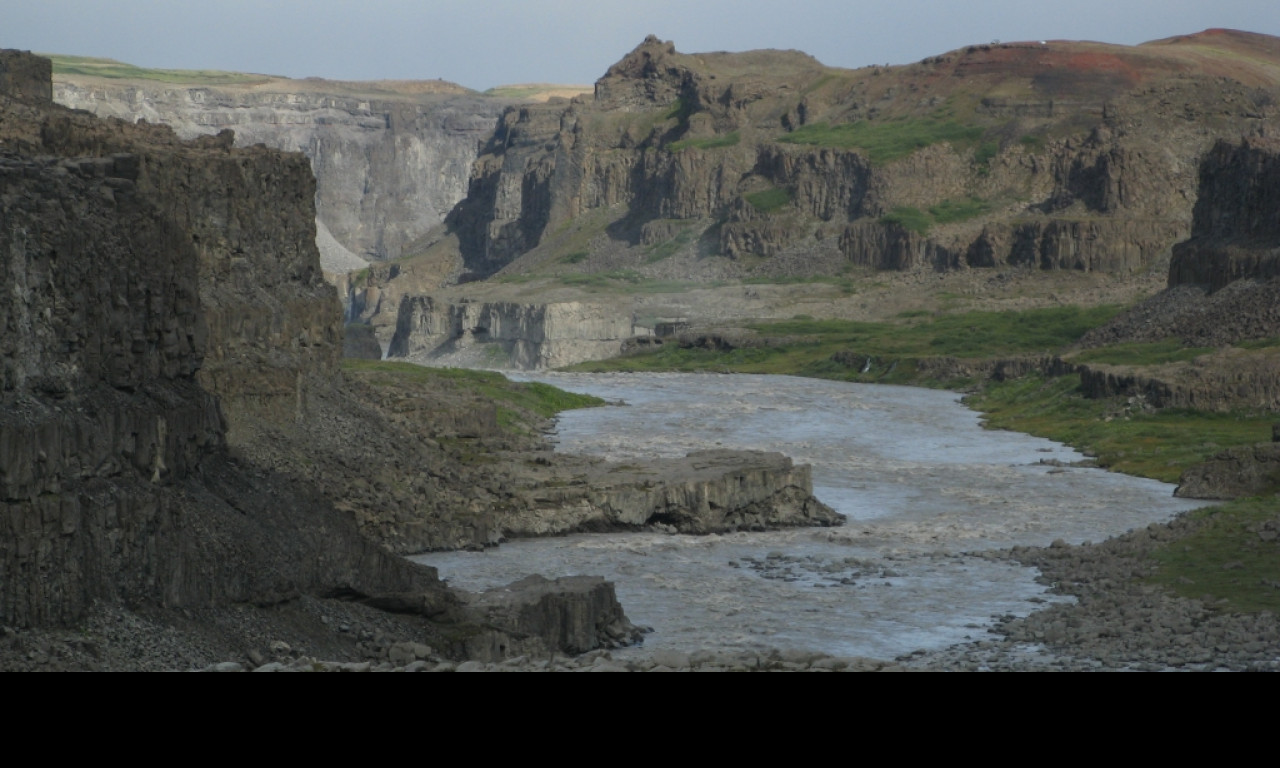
4,0,1278,91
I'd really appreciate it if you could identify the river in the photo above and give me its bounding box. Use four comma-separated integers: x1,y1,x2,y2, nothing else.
412,373,1206,661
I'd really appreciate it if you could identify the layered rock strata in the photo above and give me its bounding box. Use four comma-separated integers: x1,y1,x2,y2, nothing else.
387,296,642,368
1078,137,1280,415
1168,138,1280,291
1077,349,1280,413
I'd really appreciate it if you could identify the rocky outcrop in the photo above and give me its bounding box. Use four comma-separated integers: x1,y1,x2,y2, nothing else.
0,51,51,103
388,296,642,369
0,71,432,626
459,576,643,661
1175,443,1280,499
1169,138,1280,290
1085,139,1280,349
914,356,1081,383
1077,349,1280,412
497,451,843,537
54,77,507,265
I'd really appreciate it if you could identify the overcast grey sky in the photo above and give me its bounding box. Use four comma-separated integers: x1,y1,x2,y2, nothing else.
4,1,1277,90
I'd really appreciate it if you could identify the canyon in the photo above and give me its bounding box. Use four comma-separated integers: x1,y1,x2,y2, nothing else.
53,65,513,273
1,52,835,670
6,24,1280,670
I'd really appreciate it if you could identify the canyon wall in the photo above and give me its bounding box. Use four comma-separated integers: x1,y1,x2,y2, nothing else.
6,56,832,659
3,57,648,656
431,33,1280,284
1078,137,1280,420
54,78,507,268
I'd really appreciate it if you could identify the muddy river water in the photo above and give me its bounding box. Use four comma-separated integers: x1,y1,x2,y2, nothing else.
413,373,1206,660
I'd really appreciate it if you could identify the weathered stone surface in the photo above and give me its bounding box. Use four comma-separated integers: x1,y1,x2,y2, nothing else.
0,51,51,103
1077,349,1280,412
498,450,842,537
418,32,1280,288
459,575,643,661
388,296,642,369
913,356,1080,383
1176,443,1280,499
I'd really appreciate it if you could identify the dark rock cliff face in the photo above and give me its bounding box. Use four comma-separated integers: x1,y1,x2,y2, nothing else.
1,55,641,656
433,33,1280,282
1084,137,1280,350
0,60,433,627
1169,138,1280,290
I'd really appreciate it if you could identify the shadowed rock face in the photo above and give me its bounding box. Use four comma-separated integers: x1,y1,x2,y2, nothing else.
1078,137,1280,416
1,55,426,627
1176,443,1280,499
1169,138,1280,291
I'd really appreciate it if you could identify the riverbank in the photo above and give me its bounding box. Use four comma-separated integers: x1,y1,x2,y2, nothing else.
562,309,1280,669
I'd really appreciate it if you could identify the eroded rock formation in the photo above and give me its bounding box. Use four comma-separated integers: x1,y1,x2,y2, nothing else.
388,296,642,368
1078,137,1280,416
496,451,842,537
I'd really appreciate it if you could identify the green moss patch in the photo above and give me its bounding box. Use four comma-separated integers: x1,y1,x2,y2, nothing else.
342,360,604,430
1149,498,1280,613
668,131,742,152
50,54,266,85
777,117,985,164
572,306,1120,385
1070,340,1216,366
745,188,793,214
970,375,1273,483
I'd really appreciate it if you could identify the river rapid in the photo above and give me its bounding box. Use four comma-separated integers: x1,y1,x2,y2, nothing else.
413,373,1206,661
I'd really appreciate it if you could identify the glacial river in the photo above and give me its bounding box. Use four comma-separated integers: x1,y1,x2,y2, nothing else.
412,373,1206,660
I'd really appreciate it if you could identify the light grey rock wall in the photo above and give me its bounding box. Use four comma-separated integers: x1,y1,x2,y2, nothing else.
54,81,506,265
388,296,642,369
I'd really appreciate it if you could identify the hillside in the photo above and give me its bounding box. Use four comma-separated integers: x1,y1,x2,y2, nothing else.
354,30,1275,307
